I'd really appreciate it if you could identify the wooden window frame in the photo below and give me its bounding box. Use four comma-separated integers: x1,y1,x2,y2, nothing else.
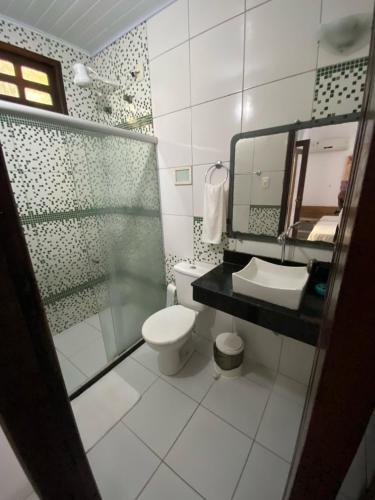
0,41,68,114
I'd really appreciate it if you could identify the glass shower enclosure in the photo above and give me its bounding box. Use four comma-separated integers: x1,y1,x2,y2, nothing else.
0,102,165,392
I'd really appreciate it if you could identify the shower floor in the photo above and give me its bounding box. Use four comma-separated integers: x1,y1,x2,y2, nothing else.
27,337,306,500
53,313,109,393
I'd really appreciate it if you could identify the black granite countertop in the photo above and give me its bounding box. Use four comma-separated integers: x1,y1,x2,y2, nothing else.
192,250,330,346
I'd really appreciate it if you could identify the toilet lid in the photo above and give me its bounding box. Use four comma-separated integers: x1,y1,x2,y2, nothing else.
142,305,196,346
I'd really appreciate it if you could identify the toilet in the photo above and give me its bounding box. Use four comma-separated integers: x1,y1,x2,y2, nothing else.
142,262,210,375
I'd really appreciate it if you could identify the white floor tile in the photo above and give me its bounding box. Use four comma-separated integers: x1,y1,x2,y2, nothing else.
85,313,102,331
166,406,252,500
123,379,197,457
54,321,101,358
88,423,160,500
233,443,290,500
57,352,87,393
72,371,139,451
256,393,303,462
202,376,270,437
272,374,308,407
114,357,158,395
70,337,108,377
131,343,161,375
162,352,214,402
138,464,202,500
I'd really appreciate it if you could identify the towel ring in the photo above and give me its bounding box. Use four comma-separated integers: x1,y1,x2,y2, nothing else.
205,161,229,185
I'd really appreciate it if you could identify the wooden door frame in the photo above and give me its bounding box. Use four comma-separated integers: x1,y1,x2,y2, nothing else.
0,144,101,499
292,139,310,227
286,16,375,500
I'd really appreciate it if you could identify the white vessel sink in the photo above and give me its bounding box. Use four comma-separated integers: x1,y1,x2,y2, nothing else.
232,257,309,310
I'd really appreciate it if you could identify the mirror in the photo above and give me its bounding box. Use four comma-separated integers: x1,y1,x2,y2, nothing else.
287,122,358,243
231,132,290,237
228,116,359,246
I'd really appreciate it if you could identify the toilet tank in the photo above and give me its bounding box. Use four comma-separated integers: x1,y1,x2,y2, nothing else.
174,262,213,312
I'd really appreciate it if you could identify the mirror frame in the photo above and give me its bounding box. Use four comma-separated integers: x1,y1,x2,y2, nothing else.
227,113,361,248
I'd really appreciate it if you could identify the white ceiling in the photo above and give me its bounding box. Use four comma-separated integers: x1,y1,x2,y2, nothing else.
0,0,173,55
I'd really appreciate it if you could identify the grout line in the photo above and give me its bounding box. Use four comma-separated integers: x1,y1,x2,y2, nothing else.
150,0,272,65
200,401,260,441
83,376,160,454
230,440,255,500
121,419,165,459
240,4,247,131
153,68,317,121
56,349,89,381
253,440,292,466
162,462,208,499
134,460,164,499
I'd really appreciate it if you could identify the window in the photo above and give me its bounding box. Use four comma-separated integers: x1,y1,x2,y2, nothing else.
0,42,67,114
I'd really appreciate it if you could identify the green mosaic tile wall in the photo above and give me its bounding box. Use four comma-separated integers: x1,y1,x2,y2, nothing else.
1,112,164,336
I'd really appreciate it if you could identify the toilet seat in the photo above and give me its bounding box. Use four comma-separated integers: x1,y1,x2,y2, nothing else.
142,305,196,346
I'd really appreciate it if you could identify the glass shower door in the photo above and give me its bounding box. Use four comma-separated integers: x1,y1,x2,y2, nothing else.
89,133,165,362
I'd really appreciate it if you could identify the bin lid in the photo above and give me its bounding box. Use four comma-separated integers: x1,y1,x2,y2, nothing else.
215,332,244,355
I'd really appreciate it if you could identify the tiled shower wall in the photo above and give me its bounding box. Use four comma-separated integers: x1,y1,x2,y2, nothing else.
0,17,155,335
91,22,154,134
145,0,373,382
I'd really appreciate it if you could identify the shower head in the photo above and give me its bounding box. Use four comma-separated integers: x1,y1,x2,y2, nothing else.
72,63,120,90
73,63,91,87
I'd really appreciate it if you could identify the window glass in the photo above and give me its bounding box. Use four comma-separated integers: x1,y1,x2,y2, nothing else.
0,80,19,97
0,59,15,76
21,65,49,86
24,87,52,105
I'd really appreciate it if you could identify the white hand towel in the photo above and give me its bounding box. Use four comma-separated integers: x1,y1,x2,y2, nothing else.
202,181,226,244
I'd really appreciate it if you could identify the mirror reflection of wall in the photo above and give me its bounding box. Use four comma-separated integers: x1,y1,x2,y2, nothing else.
287,122,358,243
232,133,289,236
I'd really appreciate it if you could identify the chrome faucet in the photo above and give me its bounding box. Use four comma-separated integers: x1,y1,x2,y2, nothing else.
277,221,302,263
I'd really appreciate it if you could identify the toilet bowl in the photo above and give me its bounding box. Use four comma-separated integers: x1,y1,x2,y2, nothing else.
141,262,212,375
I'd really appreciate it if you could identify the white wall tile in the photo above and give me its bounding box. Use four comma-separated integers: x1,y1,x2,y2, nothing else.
162,214,194,257
279,337,316,385
150,43,190,117
195,308,234,340
251,171,284,206
147,0,189,59
189,0,245,37
190,15,245,105
233,205,250,233
246,0,270,9
235,138,254,173
234,318,282,371
242,72,315,132
318,0,373,67
253,133,289,172
244,0,319,89
234,174,252,205
154,109,192,168
159,169,193,215
193,163,229,217
192,93,242,165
